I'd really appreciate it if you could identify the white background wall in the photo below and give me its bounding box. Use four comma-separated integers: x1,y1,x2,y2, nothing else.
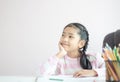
0,0,120,76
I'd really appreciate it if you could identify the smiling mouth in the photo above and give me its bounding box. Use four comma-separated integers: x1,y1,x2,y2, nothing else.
62,44,69,47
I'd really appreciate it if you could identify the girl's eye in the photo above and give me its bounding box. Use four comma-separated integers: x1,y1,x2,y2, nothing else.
62,34,64,36
69,36,73,38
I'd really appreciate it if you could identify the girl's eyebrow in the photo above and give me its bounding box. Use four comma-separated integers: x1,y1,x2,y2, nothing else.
62,32,75,35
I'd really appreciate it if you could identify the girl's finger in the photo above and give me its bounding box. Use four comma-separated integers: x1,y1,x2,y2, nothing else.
73,72,81,77
58,42,62,49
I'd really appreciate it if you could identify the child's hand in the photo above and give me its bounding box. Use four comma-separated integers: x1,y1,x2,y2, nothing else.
56,42,67,59
73,69,97,77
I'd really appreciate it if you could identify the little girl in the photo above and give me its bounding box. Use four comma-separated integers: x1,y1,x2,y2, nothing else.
40,23,105,77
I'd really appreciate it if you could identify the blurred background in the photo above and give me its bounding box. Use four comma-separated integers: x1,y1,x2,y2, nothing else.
0,0,120,76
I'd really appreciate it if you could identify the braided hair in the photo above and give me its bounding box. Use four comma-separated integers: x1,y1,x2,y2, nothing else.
64,23,92,69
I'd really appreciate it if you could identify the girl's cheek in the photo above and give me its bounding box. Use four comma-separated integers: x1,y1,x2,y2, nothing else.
59,37,62,41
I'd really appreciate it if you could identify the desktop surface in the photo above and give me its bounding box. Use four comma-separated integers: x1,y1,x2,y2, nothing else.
0,75,106,82
36,75,106,82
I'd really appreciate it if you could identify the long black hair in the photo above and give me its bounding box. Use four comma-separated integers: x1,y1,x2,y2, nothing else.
64,23,92,69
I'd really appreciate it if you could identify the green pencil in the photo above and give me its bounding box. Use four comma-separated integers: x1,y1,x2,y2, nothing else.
49,78,64,81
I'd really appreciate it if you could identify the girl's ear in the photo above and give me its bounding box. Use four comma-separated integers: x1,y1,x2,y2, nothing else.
78,40,86,48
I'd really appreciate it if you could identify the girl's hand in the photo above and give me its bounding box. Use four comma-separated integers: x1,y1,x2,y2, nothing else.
73,69,97,77
56,42,67,59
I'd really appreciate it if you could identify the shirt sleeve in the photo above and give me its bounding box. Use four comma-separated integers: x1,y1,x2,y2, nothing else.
39,55,61,76
92,53,106,77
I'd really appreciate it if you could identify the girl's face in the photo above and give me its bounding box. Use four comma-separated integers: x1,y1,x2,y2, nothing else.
60,27,85,53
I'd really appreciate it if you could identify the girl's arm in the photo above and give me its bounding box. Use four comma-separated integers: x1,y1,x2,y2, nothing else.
73,53,105,77
40,55,61,76
40,42,67,76
73,69,98,77
92,53,106,77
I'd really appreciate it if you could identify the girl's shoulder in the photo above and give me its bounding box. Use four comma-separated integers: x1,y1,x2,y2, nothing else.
86,53,100,62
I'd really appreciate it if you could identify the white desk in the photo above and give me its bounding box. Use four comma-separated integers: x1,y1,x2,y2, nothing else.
0,76,35,82
0,75,106,82
36,75,106,82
